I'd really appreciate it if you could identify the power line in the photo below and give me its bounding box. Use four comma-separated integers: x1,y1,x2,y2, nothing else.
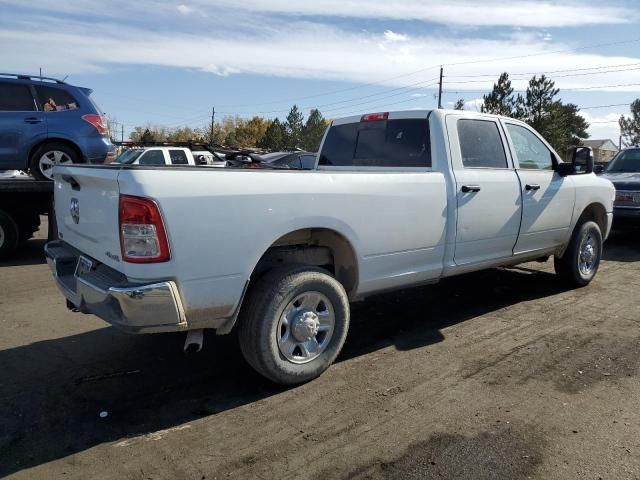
443,61,640,79
204,36,640,109
441,37,640,68
444,66,640,84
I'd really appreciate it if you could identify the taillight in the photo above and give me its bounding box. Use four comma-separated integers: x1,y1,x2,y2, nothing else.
119,195,170,263
361,112,389,122
82,114,108,135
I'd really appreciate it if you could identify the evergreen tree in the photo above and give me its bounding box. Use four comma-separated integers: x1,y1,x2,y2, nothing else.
453,99,465,110
619,99,640,147
545,103,590,156
481,73,521,117
301,109,327,151
140,128,155,143
481,73,589,154
521,75,560,133
285,105,304,148
258,118,287,150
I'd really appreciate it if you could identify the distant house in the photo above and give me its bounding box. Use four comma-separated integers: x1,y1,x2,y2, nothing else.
581,139,619,164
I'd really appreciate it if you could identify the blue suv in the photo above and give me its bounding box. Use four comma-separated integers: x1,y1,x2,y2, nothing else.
0,73,114,180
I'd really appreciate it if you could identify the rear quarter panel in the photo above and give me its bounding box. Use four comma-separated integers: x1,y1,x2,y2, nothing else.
117,168,448,322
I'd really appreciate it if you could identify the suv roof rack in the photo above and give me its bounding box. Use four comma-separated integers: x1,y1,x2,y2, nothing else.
0,72,67,84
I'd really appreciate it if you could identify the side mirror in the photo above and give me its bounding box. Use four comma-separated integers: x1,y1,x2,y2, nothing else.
556,162,575,176
593,164,604,175
570,146,594,174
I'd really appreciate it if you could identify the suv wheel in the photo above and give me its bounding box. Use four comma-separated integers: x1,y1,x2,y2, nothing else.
29,143,80,181
238,265,350,385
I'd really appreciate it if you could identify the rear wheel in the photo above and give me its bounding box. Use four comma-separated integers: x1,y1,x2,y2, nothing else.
554,220,602,287
29,143,80,181
0,210,19,260
238,265,350,385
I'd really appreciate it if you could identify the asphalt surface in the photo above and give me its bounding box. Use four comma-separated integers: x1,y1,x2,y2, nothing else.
1,218,639,479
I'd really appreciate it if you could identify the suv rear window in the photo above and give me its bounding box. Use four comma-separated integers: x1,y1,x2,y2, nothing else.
35,85,79,112
0,82,35,111
319,118,430,168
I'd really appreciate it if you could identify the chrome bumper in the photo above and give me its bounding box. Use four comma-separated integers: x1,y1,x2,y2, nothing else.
45,241,187,334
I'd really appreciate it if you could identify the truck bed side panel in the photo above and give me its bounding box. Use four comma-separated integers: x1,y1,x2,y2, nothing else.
117,168,448,321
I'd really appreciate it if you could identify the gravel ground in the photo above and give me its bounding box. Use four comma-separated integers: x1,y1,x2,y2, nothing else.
1,219,639,479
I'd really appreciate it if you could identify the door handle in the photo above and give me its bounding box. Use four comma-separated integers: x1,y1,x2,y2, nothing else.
461,185,481,193
24,117,43,124
525,183,541,191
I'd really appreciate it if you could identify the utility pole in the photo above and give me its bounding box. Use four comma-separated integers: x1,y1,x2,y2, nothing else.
210,106,215,144
437,66,443,109
121,124,124,142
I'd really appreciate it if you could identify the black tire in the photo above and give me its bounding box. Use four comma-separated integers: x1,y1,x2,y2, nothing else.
554,220,602,287
238,265,350,385
29,142,81,181
0,210,19,260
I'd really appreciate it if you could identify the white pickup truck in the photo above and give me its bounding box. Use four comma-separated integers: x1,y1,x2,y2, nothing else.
46,109,615,384
114,146,225,167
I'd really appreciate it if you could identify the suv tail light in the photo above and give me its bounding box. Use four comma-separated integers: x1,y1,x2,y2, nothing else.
119,195,170,263
82,114,108,135
361,112,389,122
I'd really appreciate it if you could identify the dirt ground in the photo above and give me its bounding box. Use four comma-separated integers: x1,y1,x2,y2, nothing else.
1,218,639,480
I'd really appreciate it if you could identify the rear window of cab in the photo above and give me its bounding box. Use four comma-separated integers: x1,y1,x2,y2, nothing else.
319,118,431,168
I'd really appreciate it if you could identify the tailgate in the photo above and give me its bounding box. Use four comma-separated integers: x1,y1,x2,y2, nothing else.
53,166,122,270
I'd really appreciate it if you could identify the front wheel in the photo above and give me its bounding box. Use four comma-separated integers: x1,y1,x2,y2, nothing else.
554,220,602,287
238,265,350,385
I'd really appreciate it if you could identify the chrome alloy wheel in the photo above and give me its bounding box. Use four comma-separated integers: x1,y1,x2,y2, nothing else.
39,150,73,179
277,291,335,364
578,233,598,276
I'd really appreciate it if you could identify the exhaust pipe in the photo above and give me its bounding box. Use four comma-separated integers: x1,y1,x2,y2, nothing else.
184,329,204,353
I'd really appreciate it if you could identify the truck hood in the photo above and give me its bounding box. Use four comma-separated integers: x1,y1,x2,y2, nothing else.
601,172,640,191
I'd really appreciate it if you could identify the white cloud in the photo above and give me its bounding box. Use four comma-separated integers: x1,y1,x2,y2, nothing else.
176,4,193,15
0,0,634,28
3,15,640,97
384,30,409,42
191,0,634,28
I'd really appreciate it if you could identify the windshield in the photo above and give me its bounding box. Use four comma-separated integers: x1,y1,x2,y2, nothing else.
605,149,640,173
114,149,143,164
260,152,291,163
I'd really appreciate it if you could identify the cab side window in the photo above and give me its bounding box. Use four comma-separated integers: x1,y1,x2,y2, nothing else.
169,150,189,165
34,85,79,112
0,82,36,111
506,124,553,170
457,119,508,168
138,150,165,165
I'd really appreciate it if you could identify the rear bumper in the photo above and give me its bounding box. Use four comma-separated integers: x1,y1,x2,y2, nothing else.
45,240,187,334
81,137,114,164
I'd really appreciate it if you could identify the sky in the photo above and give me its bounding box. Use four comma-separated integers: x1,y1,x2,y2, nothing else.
1,0,640,142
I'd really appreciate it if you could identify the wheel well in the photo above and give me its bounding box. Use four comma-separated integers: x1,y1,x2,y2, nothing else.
252,228,358,297
29,138,84,163
577,203,607,235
